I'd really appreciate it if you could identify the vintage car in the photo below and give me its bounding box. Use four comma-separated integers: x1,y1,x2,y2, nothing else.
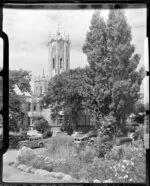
18,136,48,149
74,135,89,146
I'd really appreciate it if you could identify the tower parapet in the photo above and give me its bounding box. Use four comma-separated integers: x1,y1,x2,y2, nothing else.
48,30,70,79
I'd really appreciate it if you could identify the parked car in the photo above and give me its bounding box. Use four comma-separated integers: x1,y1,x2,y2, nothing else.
87,131,98,138
74,135,89,146
71,131,83,138
52,131,68,137
9,133,30,148
27,129,42,137
42,131,53,139
18,136,48,149
116,136,132,146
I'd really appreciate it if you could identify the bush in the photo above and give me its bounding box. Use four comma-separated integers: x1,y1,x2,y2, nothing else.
133,125,144,142
96,136,114,158
34,117,49,134
104,142,146,182
79,146,96,163
105,145,125,161
61,125,73,136
45,135,74,155
16,147,37,165
78,157,115,182
31,155,54,172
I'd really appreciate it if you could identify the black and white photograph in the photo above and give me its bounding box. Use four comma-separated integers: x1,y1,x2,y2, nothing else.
0,5,149,183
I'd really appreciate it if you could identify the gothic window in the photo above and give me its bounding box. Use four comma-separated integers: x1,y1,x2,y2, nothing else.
60,58,63,68
53,58,55,69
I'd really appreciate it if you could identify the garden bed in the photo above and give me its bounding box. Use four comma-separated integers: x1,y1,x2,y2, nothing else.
14,135,146,183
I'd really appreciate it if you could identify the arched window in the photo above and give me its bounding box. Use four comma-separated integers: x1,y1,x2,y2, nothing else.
53,58,55,69
60,58,63,68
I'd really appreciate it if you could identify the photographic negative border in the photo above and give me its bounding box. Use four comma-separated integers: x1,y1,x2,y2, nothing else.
0,0,149,185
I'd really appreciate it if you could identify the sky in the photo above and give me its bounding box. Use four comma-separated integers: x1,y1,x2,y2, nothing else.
0,7,148,101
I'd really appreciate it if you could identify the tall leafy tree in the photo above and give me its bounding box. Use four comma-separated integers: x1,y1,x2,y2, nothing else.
9,69,31,131
107,9,144,131
83,10,112,126
42,68,86,130
83,9,144,133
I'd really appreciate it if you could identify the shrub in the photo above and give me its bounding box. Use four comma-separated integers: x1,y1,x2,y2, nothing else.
31,155,54,172
95,114,116,157
105,145,125,161
45,135,74,155
79,157,115,182
133,125,144,142
105,142,146,182
79,146,96,163
16,147,37,165
96,136,114,158
34,117,49,134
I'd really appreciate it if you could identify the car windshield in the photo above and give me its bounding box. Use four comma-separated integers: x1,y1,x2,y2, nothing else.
75,138,81,141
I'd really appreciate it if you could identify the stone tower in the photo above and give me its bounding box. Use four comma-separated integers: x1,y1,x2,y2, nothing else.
48,30,70,79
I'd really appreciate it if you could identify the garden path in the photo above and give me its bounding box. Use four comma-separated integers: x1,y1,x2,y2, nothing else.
3,148,76,183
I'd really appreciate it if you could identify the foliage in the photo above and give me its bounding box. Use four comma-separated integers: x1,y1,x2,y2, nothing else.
107,9,145,130
94,114,116,157
31,155,54,172
61,125,73,136
9,69,31,94
83,10,144,132
133,125,144,143
105,142,146,182
42,68,86,130
20,135,145,183
45,135,74,155
83,11,111,122
34,117,49,133
16,146,37,165
9,69,31,132
79,146,96,164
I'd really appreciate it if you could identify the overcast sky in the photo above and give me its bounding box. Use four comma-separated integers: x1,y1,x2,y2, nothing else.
0,7,147,98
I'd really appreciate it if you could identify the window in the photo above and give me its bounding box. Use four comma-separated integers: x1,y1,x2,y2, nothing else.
53,58,55,69
28,103,31,111
33,105,36,111
58,115,63,125
60,58,63,68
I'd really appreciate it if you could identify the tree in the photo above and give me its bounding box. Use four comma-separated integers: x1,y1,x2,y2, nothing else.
42,68,86,131
9,69,31,132
34,117,49,134
83,11,112,126
83,9,144,133
107,9,144,131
